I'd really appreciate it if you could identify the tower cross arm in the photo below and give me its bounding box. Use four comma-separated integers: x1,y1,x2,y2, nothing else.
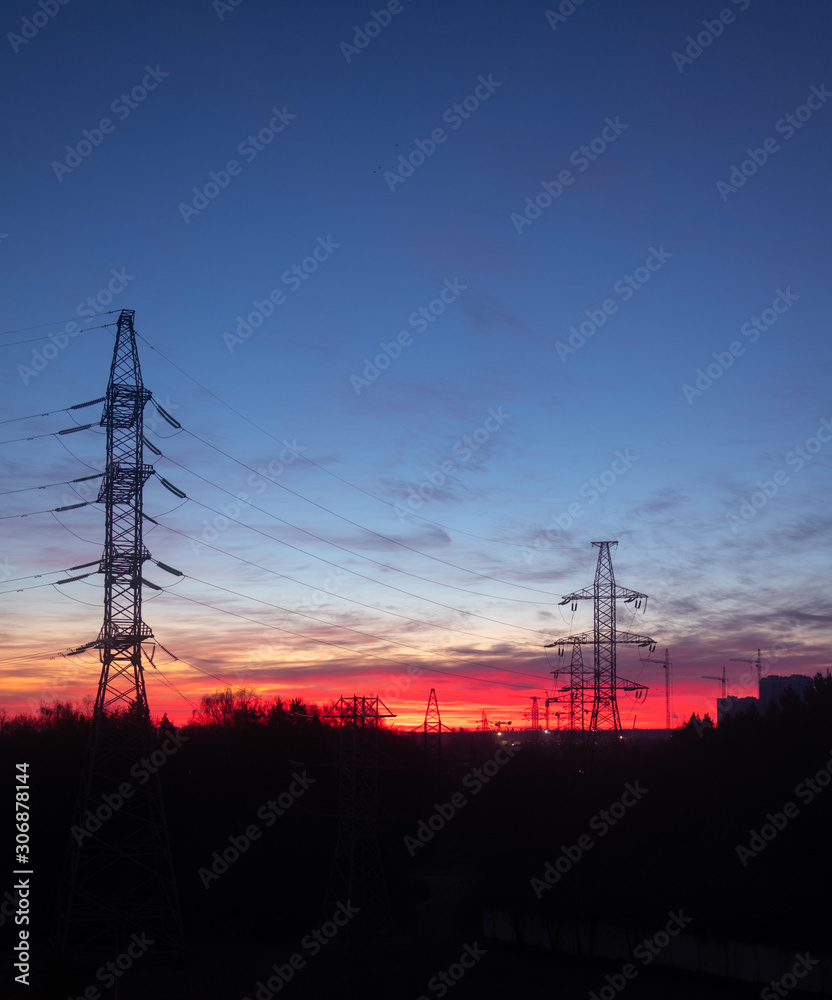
545,631,592,648
560,585,648,604
559,587,594,603
614,630,656,647
618,586,649,603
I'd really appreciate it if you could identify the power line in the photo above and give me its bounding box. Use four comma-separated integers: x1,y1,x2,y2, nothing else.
151,517,541,648
0,322,114,349
180,424,560,600
157,452,554,611
0,473,103,497
49,509,102,546
141,650,200,713
145,643,245,692
0,313,118,338
161,587,536,691
0,502,90,521
172,491,549,637
135,331,533,551
0,424,95,447
173,570,547,682
0,647,76,665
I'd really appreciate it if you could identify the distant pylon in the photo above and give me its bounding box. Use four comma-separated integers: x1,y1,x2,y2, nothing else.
323,695,395,925
546,541,654,732
529,696,539,730
557,639,590,730
424,688,441,761
58,310,182,955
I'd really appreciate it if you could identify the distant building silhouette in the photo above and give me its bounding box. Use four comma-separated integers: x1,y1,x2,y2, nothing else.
759,674,813,711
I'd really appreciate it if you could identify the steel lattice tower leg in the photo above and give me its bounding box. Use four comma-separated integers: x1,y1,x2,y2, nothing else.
58,310,182,956
569,640,585,730
324,696,394,927
590,541,619,730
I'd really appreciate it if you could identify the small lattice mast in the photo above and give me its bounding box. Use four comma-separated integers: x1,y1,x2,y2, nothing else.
424,688,441,760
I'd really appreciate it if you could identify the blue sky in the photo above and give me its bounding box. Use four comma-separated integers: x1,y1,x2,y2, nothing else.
1,0,830,727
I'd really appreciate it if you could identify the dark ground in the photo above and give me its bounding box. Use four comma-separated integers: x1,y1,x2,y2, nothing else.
2,680,830,998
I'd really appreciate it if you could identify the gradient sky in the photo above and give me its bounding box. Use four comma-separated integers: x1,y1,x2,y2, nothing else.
1,0,830,729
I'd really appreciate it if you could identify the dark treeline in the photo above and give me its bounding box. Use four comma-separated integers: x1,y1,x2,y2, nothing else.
1,677,829,998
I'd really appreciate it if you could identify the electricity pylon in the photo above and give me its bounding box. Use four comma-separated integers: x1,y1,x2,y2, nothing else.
424,688,441,762
552,639,591,730
59,309,182,955
529,696,539,731
323,695,395,926
546,541,654,731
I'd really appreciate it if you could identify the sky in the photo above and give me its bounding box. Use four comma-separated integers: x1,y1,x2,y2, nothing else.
1,0,830,730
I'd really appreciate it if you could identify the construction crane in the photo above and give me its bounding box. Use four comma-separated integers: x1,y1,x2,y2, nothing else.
641,648,673,730
702,665,727,699
730,648,765,693
468,711,512,731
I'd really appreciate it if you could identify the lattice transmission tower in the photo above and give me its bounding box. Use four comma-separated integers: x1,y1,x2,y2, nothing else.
424,688,441,762
58,309,182,955
552,638,592,731
546,541,655,731
323,695,395,926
